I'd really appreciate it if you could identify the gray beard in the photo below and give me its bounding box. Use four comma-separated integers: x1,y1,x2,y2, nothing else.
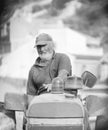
39,52,53,61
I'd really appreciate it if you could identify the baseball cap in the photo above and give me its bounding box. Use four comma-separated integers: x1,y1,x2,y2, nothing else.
35,33,53,47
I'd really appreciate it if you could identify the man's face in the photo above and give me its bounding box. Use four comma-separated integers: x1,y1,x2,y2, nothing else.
36,43,53,60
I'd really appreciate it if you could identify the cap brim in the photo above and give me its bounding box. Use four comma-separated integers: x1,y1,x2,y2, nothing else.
34,41,47,48
34,41,52,47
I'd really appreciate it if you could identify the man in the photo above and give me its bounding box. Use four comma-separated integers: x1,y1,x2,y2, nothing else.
27,33,72,96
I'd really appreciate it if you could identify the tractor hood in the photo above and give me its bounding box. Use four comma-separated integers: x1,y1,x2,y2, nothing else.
26,93,84,118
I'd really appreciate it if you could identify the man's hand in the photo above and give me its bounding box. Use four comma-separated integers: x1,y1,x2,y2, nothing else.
43,84,52,92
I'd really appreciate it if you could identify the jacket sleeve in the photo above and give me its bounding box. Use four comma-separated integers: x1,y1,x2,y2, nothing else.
58,53,72,79
27,67,37,95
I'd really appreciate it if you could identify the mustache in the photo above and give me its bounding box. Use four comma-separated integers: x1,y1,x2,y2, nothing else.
38,51,47,54
38,48,53,54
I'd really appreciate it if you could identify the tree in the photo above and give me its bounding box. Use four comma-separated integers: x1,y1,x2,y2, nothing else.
63,0,108,36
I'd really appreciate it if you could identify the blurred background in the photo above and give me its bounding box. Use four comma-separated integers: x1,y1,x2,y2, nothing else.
0,0,108,129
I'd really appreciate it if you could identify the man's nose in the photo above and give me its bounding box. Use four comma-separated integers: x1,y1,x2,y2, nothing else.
40,46,45,51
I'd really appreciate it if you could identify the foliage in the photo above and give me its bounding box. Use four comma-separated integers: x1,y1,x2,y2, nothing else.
63,0,108,37
51,0,72,10
0,0,21,25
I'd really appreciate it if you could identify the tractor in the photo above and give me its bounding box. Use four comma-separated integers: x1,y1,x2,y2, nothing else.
4,71,97,130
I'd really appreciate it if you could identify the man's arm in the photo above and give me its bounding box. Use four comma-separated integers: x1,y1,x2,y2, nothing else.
27,67,37,95
58,53,72,80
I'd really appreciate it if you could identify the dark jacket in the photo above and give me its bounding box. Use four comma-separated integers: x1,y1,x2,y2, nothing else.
27,52,72,95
